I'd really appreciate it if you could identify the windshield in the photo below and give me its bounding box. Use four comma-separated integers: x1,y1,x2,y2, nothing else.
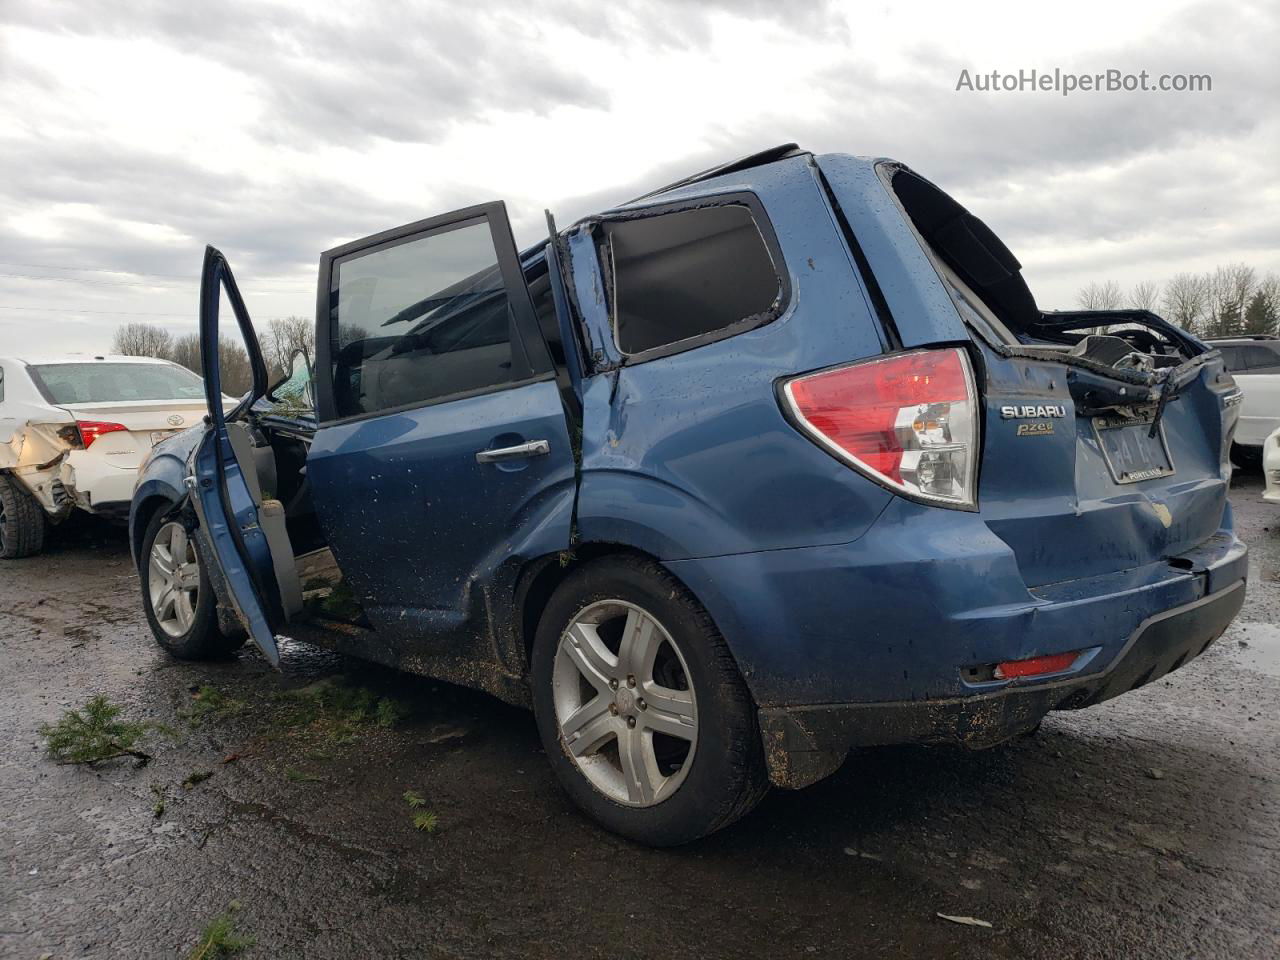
30,362,206,404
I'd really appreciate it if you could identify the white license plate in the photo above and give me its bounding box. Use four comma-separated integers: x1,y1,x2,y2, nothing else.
149,431,175,446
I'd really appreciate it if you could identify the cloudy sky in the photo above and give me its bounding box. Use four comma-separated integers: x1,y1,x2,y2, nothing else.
1,0,1276,356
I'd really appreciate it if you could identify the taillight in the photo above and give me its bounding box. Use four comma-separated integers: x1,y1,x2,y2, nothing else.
75,420,129,448
781,347,979,508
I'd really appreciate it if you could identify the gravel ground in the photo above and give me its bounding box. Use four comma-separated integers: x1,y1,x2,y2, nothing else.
2,478,1277,960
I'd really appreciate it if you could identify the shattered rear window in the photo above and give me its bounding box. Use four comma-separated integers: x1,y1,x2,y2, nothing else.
29,363,206,404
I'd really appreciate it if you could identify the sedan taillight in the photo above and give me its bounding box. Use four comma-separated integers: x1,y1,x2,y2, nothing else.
781,347,979,508
75,420,129,449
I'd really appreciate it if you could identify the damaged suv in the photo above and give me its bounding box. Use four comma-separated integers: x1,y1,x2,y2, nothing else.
129,145,1247,845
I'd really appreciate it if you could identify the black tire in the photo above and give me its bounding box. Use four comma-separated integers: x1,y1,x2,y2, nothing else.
531,554,768,846
139,509,245,659
0,476,46,559
1231,443,1262,471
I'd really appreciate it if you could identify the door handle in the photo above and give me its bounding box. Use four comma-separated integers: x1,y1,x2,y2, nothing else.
476,439,551,463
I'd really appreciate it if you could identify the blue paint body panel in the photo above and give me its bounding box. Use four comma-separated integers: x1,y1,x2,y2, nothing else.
573,157,893,559
307,379,576,645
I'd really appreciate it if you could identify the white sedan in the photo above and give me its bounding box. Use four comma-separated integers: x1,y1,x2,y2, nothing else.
0,354,228,558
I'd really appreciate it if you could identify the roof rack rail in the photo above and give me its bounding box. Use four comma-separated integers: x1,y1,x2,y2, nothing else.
625,143,808,204
1203,334,1279,341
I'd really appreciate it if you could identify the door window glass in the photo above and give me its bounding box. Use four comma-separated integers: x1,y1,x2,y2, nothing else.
330,218,518,417
602,204,783,356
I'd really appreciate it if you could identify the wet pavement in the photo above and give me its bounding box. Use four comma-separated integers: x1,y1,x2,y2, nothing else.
2,480,1278,960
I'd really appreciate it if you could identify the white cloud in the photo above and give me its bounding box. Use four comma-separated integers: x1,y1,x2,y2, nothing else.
0,0,1276,354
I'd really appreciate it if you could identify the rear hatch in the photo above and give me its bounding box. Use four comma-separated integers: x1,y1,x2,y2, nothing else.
973,339,1236,587
817,155,1240,587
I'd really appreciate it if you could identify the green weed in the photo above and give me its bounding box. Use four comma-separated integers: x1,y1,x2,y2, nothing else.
187,901,254,959
180,686,246,727
38,696,150,765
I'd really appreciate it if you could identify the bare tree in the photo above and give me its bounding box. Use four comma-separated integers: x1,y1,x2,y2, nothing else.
337,323,371,349
111,322,175,359
170,333,202,373
1205,264,1257,338
1128,281,1161,312
1076,280,1123,311
263,316,315,378
1161,273,1209,334
217,338,254,397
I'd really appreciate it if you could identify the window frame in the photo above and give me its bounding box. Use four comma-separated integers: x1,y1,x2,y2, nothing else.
592,192,791,367
314,201,554,426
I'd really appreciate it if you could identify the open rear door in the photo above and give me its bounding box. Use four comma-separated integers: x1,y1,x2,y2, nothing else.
190,246,301,667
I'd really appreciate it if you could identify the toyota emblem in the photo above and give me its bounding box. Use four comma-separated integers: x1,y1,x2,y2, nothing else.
167,414,185,426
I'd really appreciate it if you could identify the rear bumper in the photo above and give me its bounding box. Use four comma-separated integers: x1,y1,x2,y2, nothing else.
759,579,1245,788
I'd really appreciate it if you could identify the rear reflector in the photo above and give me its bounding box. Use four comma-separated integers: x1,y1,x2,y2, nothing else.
781,347,979,508
76,420,129,449
994,651,1080,680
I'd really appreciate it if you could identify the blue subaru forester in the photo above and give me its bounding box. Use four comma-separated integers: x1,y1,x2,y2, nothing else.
131,145,1247,845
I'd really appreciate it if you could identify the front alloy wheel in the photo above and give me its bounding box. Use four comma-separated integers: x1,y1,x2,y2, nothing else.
553,600,698,806
139,509,244,660
148,521,201,637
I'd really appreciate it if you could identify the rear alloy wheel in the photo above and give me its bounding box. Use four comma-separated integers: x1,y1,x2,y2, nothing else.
0,476,46,559
553,599,699,806
140,510,244,659
532,555,768,845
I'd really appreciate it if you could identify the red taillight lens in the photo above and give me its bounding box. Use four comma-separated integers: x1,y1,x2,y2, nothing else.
782,347,979,507
76,420,129,448
994,651,1080,679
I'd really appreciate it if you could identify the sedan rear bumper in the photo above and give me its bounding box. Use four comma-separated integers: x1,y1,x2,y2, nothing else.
758,579,1245,788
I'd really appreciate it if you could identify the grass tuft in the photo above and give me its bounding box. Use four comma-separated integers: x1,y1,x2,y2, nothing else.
187,901,254,959
182,770,214,789
412,810,439,833
180,686,246,728
274,680,407,741
403,789,425,808
38,695,150,765
284,766,324,784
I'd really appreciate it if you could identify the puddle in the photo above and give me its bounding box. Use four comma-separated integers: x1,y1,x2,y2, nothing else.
1232,621,1280,678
